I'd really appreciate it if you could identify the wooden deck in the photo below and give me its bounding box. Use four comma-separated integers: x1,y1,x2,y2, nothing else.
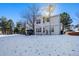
66,32,79,36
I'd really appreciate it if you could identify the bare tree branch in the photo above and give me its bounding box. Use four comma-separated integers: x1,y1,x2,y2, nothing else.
21,4,40,34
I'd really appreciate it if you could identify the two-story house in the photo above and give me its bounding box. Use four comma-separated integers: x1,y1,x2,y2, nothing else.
34,15,61,35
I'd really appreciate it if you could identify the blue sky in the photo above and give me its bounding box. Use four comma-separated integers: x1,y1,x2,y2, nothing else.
0,3,79,25
56,3,79,25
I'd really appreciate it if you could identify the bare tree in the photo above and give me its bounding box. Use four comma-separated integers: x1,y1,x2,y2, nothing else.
41,4,55,35
22,4,40,34
47,4,55,35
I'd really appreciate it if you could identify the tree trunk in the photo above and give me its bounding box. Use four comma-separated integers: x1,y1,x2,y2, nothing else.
62,24,64,34
33,17,35,35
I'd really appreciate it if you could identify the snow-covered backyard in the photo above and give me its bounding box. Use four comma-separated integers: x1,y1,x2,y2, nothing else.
0,34,79,56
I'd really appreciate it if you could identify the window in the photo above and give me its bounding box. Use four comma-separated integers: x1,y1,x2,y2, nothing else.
43,17,45,23
36,19,41,24
51,27,54,32
43,28,45,33
46,30,48,34
43,17,50,23
36,28,41,32
47,18,50,22
43,19,45,23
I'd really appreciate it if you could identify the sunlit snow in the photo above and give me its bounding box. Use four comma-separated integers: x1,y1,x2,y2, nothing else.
0,34,79,56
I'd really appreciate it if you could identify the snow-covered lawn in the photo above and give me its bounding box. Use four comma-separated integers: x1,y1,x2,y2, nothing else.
0,34,18,37
0,35,79,56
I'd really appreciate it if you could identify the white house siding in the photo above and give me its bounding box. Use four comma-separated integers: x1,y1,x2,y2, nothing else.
50,15,61,35
34,16,43,35
34,15,61,35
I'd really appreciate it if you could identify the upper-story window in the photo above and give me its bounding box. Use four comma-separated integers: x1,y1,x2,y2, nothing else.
36,19,41,24
47,18,50,22
43,17,50,23
43,17,45,23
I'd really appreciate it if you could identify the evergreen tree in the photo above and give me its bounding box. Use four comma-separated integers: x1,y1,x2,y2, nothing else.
60,12,72,33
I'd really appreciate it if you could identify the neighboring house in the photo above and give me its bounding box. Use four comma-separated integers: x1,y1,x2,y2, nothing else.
34,15,61,35
25,23,33,35
0,20,2,34
74,24,79,32
64,25,75,32
0,29,1,35
70,25,75,31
